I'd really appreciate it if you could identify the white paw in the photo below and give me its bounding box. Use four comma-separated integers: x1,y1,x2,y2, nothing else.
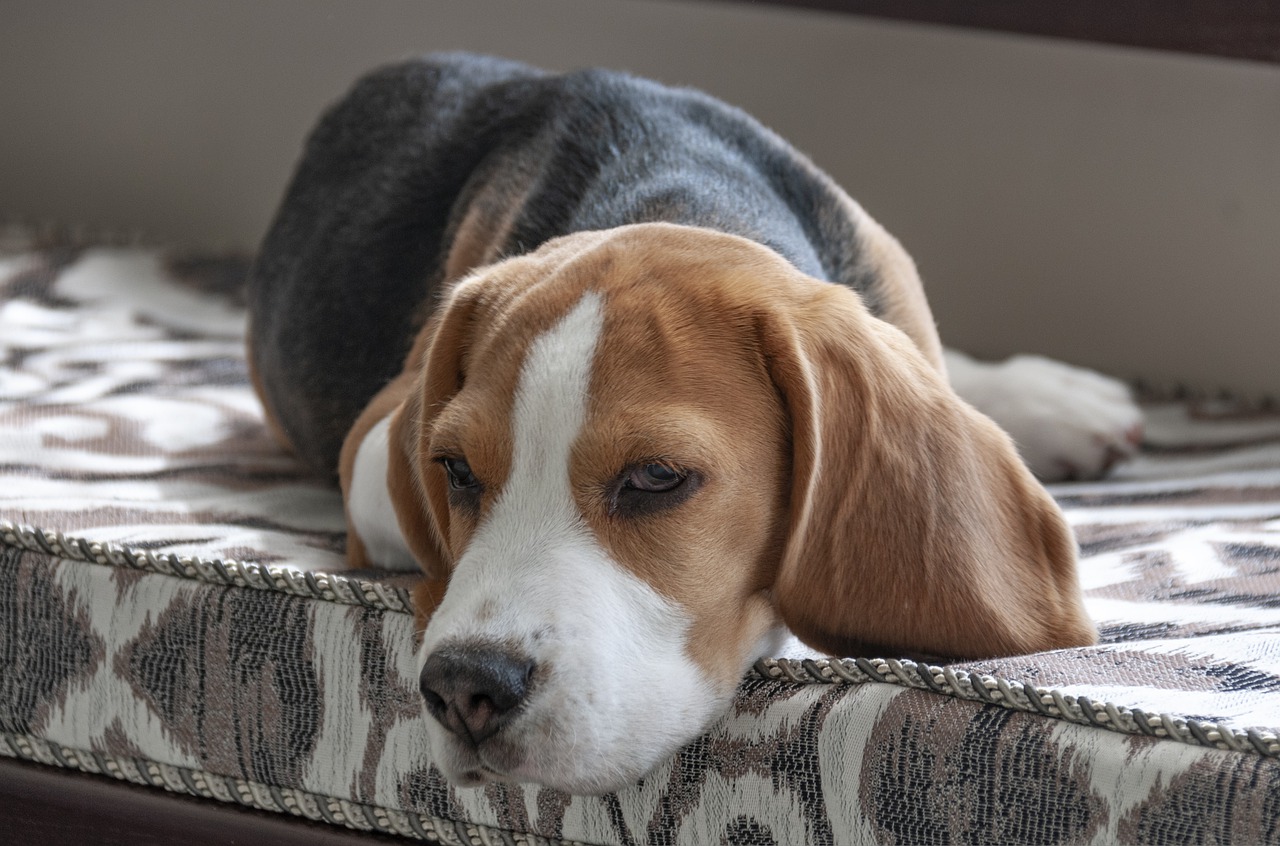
946,351,1144,482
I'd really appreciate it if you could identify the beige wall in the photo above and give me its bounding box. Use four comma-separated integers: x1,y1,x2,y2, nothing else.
2,0,1278,396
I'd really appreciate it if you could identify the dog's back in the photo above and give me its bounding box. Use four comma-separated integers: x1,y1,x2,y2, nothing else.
249,52,878,476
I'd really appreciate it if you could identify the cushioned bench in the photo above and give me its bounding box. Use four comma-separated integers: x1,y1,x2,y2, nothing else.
4,231,1280,843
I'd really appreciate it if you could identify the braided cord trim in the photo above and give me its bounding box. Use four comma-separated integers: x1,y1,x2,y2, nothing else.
0,732,590,846
0,520,413,614
754,656,1280,758
7,519,1279,762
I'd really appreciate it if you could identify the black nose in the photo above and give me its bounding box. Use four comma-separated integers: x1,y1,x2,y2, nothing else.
419,643,536,743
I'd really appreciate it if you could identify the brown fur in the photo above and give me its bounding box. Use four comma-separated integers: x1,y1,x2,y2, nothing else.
338,326,446,576
755,260,1097,657
847,205,945,374
441,166,538,284
342,223,1095,666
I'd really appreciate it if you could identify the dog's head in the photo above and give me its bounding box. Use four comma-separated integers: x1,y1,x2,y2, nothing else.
357,223,1094,793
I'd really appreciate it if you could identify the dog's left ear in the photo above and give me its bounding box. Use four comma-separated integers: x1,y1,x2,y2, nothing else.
339,285,480,580
387,285,484,578
760,282,1096,659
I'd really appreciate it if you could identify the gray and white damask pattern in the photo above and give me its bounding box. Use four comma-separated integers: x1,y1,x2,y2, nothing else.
3,235,1280,844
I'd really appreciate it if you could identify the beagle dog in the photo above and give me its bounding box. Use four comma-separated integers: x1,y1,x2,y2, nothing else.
248,53,1134,794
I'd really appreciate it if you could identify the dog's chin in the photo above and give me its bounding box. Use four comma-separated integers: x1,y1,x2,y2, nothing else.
428,712,705,796
431,735,668,796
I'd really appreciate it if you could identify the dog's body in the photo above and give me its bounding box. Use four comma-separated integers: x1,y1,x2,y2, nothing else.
250,53,940,475
249,53,1134,793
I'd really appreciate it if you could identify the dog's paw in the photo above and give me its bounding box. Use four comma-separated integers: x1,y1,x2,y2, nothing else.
946,351,1144,482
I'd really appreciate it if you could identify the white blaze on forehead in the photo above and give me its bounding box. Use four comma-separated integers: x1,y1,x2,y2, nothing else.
346,291,605,574
508,290,605,512
422,288,609,628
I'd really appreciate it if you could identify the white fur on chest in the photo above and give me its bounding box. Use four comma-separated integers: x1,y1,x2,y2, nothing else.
348,413,419,571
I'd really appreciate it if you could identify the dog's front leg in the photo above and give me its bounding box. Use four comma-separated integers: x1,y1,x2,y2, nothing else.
945,349,1144,481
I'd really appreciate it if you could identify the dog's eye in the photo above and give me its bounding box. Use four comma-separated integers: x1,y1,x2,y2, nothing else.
626,463,684,493
439,456,481,492
612,462,701,517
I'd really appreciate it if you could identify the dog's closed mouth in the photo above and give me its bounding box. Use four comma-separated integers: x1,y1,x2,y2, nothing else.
453,764,506,788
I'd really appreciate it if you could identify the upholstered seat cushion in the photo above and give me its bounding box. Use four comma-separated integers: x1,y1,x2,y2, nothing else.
3,232,1280,844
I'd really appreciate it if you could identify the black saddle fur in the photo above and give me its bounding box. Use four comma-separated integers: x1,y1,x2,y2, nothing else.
249,52,884,477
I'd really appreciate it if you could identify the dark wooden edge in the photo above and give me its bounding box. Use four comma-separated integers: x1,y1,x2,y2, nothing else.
0,757,413,845
683,0,1280,64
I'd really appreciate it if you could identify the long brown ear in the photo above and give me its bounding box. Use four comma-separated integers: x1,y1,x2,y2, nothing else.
391,286,485,580
763,283,1097,659
340,287,479,580
382,386,447,579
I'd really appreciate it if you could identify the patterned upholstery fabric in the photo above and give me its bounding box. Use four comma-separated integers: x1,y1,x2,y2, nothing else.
3,232,1280,844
